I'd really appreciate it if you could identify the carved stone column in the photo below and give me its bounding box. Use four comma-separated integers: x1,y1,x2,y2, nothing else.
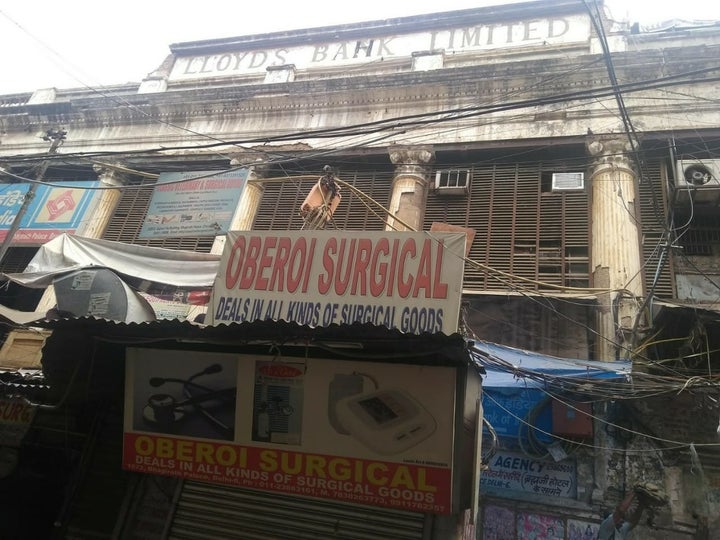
231,158,266,230
386,146,435,232
220,155,267,239
587,137,644,361
82,163,128,238
186,157,266,322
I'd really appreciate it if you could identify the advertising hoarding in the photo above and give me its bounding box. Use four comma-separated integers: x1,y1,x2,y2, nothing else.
208,230,466,334
0,181,99,244
139,170,248,238
123,348,457,513
480,450,576,499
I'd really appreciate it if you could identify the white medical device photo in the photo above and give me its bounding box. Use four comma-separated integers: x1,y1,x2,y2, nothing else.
335,388,437,455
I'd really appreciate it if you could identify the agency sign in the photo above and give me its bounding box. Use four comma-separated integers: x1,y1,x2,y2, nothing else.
209,230,466,334
480,451,576,499
123,348,457,513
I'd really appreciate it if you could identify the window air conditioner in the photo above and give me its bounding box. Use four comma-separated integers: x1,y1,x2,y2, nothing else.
551,172,584,191
434,169,469,196
675,159,720,204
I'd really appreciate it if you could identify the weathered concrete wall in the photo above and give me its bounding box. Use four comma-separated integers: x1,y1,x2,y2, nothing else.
3,43,720,162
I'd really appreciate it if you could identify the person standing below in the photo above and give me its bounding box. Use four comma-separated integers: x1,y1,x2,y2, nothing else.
598,483,668,540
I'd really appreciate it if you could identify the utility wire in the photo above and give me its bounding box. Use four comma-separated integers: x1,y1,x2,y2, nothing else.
4,65,720,167
3,9,719,369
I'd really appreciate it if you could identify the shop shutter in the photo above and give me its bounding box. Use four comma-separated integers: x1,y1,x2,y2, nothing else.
169,481,428,540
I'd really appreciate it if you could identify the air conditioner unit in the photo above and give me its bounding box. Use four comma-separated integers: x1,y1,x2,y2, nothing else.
675,159,720,205
551,172,584,191
434,169,469,196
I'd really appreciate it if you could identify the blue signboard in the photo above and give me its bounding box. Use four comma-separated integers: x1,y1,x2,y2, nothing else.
0,181,99,244
483,387,552,442
139,169,248,239
472,341,629,447
0,185,29,234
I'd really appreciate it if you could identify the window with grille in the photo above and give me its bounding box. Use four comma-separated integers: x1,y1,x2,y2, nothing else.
101,177,215,252
678,215,720,256
254,169,393,231
425,163,590,291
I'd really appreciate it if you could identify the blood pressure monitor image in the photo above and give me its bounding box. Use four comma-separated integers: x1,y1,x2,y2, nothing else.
330,375,437,455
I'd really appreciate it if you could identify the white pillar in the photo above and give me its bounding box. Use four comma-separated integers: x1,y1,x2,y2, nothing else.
187,160,266,322
387,146,435,231
587,137,644,360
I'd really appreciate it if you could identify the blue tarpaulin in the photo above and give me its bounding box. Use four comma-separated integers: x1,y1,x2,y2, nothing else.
472,341,630,440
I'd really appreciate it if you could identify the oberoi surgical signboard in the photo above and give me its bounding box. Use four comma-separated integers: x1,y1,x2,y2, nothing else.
208,230,466,334
123,348,458,513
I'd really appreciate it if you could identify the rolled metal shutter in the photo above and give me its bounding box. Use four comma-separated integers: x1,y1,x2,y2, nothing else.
169,481,429,540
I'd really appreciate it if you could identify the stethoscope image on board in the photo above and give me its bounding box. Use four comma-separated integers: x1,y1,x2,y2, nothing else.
142,364,236,440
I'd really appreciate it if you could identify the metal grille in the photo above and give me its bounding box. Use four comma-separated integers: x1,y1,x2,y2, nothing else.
169,481,427,540
253,170,393,231
639,161,675,298
0,246,38,273
677,215,720,256
424,163,590,292
101,177,215,252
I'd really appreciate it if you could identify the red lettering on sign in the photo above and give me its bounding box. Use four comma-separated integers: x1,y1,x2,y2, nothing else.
258,365,303,378
225,234,449,299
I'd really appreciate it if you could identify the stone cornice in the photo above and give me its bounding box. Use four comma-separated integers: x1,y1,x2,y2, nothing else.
3,42,719,130
169,1,586,56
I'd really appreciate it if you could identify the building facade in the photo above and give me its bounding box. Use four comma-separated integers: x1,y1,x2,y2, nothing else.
1,0,720,538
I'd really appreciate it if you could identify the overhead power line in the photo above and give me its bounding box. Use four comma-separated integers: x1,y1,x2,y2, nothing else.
3,65,720,166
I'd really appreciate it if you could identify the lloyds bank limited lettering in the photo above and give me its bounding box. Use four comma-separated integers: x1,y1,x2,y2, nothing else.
172,16,586,80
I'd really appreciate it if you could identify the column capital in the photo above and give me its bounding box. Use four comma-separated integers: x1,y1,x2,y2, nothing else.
586,136,639,176
388,146,435,185
92,163,130,186
388,145,435,167
230,152,272,178
386,146,434,232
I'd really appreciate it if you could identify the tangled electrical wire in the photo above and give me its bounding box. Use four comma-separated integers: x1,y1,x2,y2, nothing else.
473,340,720,457
471,345,720,402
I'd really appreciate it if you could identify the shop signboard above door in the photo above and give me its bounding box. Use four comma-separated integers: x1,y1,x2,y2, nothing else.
208,230,466,334
123,348,459,514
